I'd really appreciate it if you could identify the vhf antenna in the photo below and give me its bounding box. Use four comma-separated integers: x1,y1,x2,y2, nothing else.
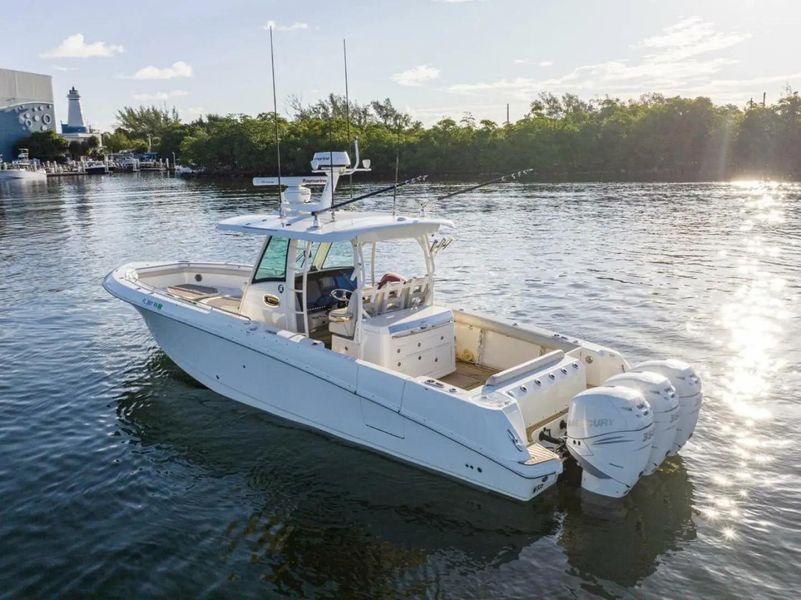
329,116,335,220
392,121,400,216
268,26,284,221
343,39,353,199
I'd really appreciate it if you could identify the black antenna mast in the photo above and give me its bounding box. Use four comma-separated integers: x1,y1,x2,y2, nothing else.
268,26,283,218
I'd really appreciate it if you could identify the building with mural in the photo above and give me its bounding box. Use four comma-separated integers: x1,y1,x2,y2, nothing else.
0,68,56,161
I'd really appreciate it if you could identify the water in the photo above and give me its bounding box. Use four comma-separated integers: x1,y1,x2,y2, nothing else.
1,175,799,598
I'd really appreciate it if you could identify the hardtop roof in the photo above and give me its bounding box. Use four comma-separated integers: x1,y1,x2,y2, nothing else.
217,210,453,243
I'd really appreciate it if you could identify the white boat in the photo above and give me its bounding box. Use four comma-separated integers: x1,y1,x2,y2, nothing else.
174,163,203,176
115,155,140,172
84,160,110,175
0,149,47,181
104,148,703,502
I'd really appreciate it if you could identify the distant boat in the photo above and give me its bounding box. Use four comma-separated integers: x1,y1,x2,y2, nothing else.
115,155,140,172
84,161,110,175
0,149,47,182
174,164,203,176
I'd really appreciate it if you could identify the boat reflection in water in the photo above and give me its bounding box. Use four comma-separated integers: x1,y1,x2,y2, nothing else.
113,350,696,595
558,461,696,588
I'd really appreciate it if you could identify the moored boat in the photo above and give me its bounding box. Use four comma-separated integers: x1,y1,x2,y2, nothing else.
174,163,203,176
84,160,110,175
0,149,47,181
104,148,703,501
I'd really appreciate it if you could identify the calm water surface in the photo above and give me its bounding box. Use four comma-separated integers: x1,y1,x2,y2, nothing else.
1,175,799,598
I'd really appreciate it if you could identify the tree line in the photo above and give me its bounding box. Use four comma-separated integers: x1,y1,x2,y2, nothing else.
13,130,102,162
16,91,801,180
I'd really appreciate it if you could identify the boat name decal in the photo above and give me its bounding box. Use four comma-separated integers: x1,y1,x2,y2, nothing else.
142,298,163,310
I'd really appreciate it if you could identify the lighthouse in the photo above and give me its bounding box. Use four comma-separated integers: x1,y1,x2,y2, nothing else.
66,87,86,130
61,85,94,143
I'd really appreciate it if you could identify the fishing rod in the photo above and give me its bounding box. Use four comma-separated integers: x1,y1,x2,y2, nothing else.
317,175,428,215
434,168,535,201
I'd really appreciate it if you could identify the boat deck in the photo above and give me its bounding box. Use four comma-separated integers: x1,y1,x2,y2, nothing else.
166,284,243,314
440,360,499,391
163,285,497,391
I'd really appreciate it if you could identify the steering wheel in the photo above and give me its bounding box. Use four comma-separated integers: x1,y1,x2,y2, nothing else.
330,288,353,304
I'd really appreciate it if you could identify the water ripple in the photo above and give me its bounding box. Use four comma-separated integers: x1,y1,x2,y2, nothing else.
1,176,799,597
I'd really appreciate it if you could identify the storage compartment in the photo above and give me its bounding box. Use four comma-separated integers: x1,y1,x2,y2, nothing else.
358,305,456,379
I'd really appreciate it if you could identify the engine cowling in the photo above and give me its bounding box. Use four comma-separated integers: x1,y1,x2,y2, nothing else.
566,386,655,498
633,360,702,455
605,372,679,475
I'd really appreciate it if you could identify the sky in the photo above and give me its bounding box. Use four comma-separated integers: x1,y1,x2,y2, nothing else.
2,0,800,131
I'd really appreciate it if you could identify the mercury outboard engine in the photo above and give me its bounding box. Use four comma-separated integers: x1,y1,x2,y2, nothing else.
566,386,655,498
633,360,702,455
605,372,679,475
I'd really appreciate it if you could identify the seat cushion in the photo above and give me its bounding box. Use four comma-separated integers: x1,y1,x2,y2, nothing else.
328,307,354,337
167,283,219,300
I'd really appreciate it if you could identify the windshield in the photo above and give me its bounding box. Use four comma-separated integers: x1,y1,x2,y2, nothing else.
253,236,290,282
295,241,353,272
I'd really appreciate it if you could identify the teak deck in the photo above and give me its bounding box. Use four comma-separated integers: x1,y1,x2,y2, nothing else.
439,360,499,391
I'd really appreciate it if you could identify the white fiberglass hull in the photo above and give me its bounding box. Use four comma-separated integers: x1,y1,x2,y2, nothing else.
139,309,555,500
104,267,560,502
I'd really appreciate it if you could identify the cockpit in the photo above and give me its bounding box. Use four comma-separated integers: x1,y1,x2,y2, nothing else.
223,210,455,380
241,229,436,332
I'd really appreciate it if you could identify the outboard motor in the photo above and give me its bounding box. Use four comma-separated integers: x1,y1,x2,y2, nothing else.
566,386,654,498
633,360,702,455
605,372,679,475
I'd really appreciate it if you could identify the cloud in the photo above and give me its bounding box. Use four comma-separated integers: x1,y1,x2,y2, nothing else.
124,61,193,80
513,59,553,67
188,106,206,116
392,64,441,87
51,65,77,71
262,20,309,32
40,33,123,58
447,17,783,104
639,16,751,62
132,90,189,101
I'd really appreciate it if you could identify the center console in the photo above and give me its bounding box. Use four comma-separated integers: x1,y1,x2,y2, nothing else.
332,304,456,378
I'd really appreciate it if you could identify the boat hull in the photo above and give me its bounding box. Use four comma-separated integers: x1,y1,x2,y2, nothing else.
132,305,557,501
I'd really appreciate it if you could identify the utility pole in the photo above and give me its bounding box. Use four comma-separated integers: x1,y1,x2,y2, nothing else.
762,91,766,107
506,103,510,126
